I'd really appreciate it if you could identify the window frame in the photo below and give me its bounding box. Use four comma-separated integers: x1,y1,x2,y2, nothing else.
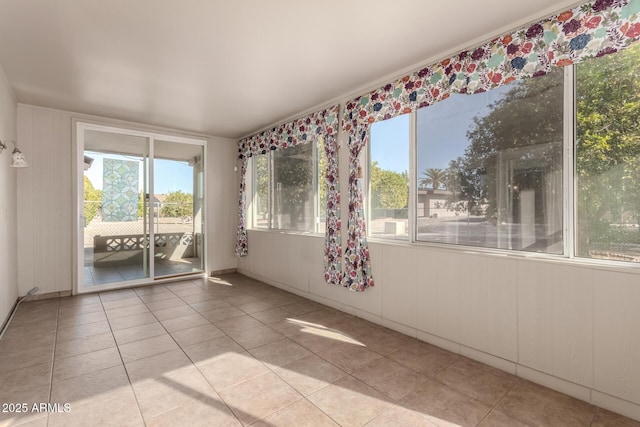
366,115,412,241
250,140,324,234
251,152,271,230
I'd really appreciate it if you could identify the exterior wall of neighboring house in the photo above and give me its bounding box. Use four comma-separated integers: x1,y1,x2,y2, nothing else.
417,189,464,219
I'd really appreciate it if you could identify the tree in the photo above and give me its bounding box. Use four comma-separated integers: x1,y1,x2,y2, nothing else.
419,168,446,189
273,143,313,229
318,137,328,216
83,176,102,225
161,191,193,218
255,155,269,216
575,43,640,254
463,66,564,224
138,192,145,219
452,42,640,256
370,161,409,209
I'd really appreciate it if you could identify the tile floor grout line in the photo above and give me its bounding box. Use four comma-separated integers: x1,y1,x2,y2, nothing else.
134,284,247,425
161,288,261,426
100,292,149,427
179,345,245,426
474,376,523,426
45,296,61,427
245,392,309,426
345,372,397,425
589,406,600,426
173,280,349,425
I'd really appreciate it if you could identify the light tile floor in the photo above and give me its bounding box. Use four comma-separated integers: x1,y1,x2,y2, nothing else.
0,273,638,427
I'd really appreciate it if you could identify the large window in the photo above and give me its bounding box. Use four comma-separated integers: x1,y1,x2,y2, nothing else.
273,143,314,231
416,67,564,253
369,115,410,240
576,42,640,263
253,154,269,229
366,42,640,265
251,139,324,233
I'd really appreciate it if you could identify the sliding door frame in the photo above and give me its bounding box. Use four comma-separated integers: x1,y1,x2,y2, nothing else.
73,120,208,295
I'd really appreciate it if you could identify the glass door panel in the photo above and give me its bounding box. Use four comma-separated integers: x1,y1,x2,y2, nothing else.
152,139,205,278
83,130,150,286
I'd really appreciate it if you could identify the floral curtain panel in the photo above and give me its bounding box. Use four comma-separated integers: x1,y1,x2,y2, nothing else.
235,156,249,256
322,130,343,286
236,105,342,284
341,0,640,291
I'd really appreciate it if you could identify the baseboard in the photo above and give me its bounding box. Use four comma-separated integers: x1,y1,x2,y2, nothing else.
516,365,592,402
210,268,237,276
460,345,518,376
592,390,640,422
0,297,20,340
29,290,71,301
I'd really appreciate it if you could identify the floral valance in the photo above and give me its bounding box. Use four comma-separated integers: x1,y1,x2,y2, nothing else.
339,0,640,292
238,105,340,159
344,0,640,133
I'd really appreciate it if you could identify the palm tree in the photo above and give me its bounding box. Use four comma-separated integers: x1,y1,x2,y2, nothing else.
419,168,446,189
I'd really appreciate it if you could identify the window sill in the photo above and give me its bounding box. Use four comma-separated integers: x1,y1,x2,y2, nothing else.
247,228,325,239
367,238,640,275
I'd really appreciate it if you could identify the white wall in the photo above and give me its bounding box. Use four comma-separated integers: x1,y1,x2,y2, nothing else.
16,104,238,296
0,65,18,325
205,135,238,272
17,106,73,297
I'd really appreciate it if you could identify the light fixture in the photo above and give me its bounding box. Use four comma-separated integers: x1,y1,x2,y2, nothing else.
10,147,29,168
0,139,29,168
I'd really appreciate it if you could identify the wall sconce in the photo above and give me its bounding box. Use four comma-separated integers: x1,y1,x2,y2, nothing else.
0,139,29,168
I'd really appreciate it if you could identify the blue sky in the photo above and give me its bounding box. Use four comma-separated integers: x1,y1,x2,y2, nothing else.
370,84,513,176
84,152,194,194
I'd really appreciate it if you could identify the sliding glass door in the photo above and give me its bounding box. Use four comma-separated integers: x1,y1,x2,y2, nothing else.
152,139,205,278
77,123,206,292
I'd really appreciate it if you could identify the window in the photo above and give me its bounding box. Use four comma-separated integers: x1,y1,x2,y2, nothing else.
317,136,327,234
369,114,410,240
250,140,324,233
416,68,564,254
273,143,314,232
576,42,640,263
363,42,640,265
253,154,269,229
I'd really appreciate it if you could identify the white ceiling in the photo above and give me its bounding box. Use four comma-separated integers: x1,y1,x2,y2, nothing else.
0,0,583,139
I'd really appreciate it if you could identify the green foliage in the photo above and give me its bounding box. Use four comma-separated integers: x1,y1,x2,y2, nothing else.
575,42,640,253
370,161,409,209
138,192,145,218
462,67,564,223
453,42,640,256
274,143,313,228
318,137,328,214
83,176,102,225
253,139,328,228
255,155,269,215
161,191,193,218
